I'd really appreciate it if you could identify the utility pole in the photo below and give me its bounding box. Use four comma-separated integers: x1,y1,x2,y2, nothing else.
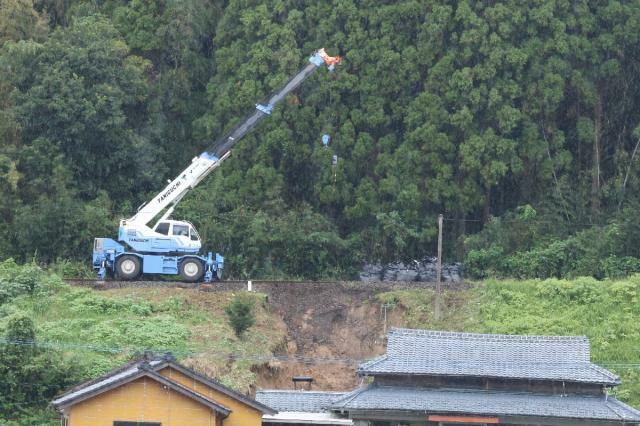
435,214,443,321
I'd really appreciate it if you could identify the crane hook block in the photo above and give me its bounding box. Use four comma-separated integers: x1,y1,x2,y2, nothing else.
322,134,330,147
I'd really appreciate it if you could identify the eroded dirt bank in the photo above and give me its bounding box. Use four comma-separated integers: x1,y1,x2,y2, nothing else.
251,281,441,391
83,279,463,391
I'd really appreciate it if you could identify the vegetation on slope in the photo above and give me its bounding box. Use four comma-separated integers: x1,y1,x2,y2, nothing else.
0,260,285,425
465,204,640,280
2,260,640,421
378,275,640,407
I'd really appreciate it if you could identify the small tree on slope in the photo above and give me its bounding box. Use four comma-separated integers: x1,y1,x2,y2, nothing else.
225,295,255,337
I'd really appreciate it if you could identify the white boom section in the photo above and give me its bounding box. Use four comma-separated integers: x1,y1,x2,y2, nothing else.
121,48,341,231
123,151,230,228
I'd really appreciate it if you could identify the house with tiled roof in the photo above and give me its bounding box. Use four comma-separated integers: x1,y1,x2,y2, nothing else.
329,328,640,425
256,390,352,425
52,354,275,426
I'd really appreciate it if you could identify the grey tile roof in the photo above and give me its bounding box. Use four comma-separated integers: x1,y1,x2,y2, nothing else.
256,390,346,412
359,328,620,385
53,357,275,415
331,385,640,421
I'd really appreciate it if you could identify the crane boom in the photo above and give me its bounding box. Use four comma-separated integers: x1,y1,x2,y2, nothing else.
125,49,341,228
94,48,341,283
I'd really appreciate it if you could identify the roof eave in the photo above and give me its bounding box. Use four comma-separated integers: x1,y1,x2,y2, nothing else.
144,369,232,416
160,361,277,415
342,407,640,422
52,359,154,403
330,386,640,422
357,370,620,386
53,369,232,417
53,369,148,410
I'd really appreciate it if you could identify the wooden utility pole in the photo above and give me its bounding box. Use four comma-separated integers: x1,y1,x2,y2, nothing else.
435,214,443,321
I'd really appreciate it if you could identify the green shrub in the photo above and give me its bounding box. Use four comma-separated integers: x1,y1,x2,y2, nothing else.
225,295,256,337
0,259,45,305
462,203,640,280
49,259,94,279
465,245,505,279
602,257,640,279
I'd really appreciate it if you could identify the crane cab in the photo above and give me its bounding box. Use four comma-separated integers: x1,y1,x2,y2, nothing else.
117,219,201,254
153,220,200,242
150,219,202,252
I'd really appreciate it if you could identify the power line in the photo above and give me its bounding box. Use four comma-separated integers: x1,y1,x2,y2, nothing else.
0,338,359,364
0,338,639,368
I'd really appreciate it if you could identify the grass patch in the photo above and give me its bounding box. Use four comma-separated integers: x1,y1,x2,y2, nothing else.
100,287,285,391
376,287,480,331
3,282,285,391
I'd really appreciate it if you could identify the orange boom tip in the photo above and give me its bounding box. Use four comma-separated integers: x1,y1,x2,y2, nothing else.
318,48,342,67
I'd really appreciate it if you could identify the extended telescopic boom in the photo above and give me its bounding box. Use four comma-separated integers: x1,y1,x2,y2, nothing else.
124,49,341,228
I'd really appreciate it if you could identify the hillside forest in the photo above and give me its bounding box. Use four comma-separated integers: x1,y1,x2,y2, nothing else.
2,0,640,279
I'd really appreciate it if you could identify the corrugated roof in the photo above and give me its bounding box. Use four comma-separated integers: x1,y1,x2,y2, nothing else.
256,390,346,412
358,328,620,385
331,385,640,421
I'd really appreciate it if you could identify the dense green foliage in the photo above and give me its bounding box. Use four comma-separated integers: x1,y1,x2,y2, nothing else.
3,1,640,277
378,275,640,407
2,263,640,420
465,204,640,279
0,260,82,425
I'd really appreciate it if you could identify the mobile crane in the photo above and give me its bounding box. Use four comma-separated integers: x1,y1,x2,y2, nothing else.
92,49,341,282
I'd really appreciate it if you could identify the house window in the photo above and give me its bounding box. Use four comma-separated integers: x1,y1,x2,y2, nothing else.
113,422,161,426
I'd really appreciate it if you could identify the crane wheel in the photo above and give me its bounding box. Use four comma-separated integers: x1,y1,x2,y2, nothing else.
180,259,204,282
115,255,141,280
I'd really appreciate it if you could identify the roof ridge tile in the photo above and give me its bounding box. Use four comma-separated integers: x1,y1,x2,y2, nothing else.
330,385,371,408
389,327,588,342
588,362,621,383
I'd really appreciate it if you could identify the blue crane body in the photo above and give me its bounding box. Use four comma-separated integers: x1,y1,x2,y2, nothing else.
92,49,341,282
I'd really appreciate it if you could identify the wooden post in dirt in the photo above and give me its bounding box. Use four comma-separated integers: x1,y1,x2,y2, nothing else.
435,214,443,321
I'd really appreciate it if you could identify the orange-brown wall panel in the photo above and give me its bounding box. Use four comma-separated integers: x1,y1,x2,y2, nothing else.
159,367,263,426
68,377,216,426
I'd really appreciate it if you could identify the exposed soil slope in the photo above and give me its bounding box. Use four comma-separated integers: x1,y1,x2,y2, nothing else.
98,280,457,392
249,281,452,391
